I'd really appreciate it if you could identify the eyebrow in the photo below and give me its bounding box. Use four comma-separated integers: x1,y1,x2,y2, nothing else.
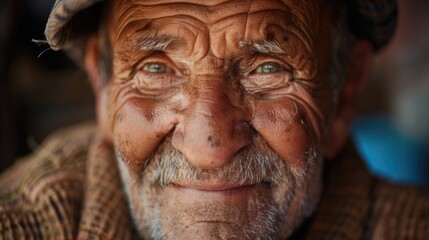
135,34,178,52
238,40,286,54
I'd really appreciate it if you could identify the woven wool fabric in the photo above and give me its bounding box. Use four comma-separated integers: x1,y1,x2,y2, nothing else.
0,124,138,240
1,124,428,239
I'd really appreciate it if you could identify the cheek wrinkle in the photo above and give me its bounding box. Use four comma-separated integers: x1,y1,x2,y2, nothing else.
109,81,137,129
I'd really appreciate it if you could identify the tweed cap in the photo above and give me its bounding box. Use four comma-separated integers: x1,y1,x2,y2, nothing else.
45,0,398,59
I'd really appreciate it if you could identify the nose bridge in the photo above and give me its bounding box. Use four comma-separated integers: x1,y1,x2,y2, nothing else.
194,85,234,142
195,82,233,124
172,76,251,169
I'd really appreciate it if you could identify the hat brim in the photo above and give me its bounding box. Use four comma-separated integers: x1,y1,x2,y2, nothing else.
45,0,104,50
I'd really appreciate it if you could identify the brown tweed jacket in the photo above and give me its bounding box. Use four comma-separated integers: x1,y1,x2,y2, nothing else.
0,123,428,239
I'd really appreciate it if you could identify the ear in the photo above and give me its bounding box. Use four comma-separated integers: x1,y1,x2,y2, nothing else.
324,40,374,159
84,35,113,144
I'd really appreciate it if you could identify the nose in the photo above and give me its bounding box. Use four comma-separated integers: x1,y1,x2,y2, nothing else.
172,86,252,169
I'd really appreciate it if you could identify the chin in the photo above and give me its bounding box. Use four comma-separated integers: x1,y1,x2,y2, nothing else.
115,139,324,240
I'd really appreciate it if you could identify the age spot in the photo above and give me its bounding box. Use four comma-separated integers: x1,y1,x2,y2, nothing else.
207,136,220,148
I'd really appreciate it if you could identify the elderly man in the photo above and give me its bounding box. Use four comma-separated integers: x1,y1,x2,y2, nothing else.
0,0,428,239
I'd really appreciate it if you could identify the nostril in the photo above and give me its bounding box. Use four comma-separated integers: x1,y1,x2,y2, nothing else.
236,120,257,138
249,123,259,137
240,120,252,130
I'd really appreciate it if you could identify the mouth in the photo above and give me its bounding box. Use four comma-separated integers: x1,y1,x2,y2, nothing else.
173,182,258,191
169,181,271,200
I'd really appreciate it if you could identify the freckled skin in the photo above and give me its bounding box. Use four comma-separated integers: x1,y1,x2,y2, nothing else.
101,0,336,239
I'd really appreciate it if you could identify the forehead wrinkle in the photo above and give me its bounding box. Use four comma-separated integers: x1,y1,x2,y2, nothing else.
113,0,290,29
206,2,291,27
112,0,325,67
207,10,292,59
114,2,210,27
110,1,143,41
112,0,320,39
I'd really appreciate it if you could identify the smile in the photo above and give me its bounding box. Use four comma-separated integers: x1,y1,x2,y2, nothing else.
170,182,271,200
173,182,257,191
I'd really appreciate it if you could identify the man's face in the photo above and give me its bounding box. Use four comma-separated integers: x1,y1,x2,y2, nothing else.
104,0,335,239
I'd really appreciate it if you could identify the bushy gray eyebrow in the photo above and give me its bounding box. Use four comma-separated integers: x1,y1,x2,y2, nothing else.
136,34,178,52
238,40,286,54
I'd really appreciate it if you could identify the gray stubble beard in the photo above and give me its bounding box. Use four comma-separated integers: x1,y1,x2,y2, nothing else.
116,138,323,240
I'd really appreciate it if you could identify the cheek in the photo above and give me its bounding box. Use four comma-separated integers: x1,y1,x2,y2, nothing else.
112,99,176,168
252,99,319,169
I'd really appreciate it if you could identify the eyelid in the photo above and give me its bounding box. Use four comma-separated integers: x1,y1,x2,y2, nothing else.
137,53,182,76
237,55,291,76
253,62,283,74
143,62,173,74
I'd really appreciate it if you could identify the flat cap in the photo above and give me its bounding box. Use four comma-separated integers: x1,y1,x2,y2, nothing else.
45,0,398,58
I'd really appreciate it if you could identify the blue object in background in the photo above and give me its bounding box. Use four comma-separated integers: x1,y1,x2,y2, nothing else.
352,115,429,187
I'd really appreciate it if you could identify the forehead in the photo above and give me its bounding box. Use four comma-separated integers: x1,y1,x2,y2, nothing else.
110,0,324,21
108,0,332,59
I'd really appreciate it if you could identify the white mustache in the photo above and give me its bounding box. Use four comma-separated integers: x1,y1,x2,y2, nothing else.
124,137,317,188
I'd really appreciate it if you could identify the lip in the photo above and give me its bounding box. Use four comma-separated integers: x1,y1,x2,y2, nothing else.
172,181,256,191
168,182,271,205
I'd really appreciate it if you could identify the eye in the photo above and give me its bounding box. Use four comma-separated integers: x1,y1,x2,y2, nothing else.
143,62,172,74
254,62,283,74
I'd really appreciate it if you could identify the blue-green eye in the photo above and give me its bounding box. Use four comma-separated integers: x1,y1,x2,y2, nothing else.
255,62,283,74
143,62,170,74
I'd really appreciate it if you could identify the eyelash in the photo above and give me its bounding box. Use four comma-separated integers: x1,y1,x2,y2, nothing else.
237,57,290,76
143,62,174,74
137,53,179,73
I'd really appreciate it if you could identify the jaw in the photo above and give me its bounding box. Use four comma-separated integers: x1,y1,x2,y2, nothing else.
144,183,278,240
116,151,324,240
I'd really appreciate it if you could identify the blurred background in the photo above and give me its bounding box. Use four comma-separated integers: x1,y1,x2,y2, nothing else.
0,0,428,186
0,0,94,172
352,0,429,187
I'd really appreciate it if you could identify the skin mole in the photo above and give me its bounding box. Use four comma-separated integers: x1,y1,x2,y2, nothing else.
207,135,220,148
